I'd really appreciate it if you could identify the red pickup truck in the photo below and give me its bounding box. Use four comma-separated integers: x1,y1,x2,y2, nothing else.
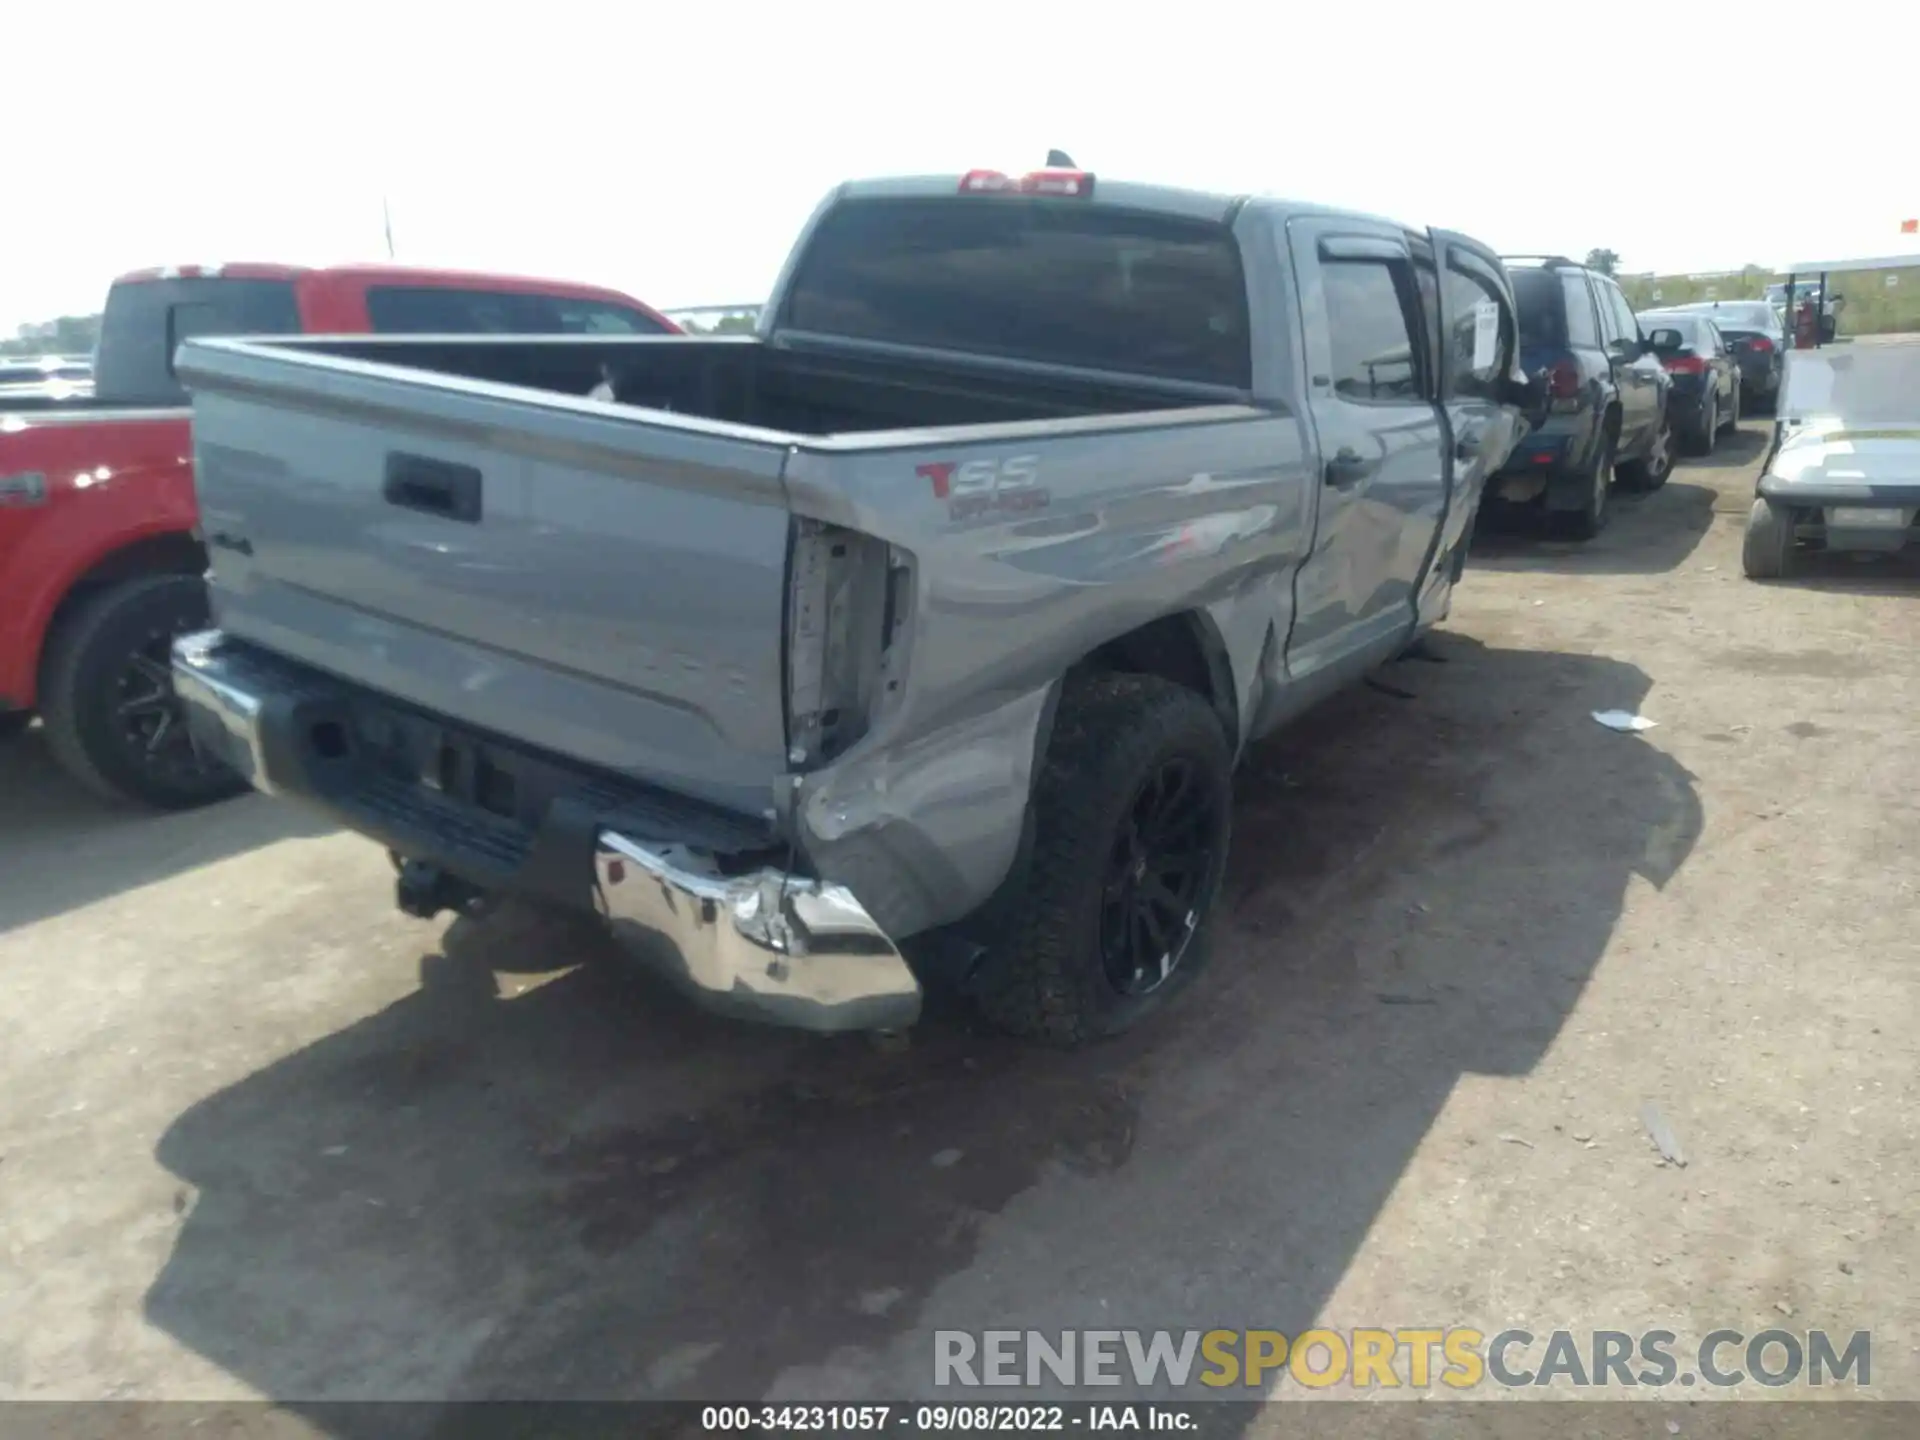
0,261,677,807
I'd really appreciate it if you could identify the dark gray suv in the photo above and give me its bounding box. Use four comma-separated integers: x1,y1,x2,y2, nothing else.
1489,256,1675,539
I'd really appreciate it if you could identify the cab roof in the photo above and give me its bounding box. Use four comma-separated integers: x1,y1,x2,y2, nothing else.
106,261,655,308
829,171,1414,233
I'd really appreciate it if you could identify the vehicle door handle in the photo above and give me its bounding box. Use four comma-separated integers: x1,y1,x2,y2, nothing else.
1324,449,1372,488
384,453,483,524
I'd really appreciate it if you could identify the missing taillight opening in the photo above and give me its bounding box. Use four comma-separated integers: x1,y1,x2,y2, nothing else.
786,522,916,767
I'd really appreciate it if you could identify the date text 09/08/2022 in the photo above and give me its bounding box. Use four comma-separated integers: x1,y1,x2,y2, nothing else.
701,1405,1192,1432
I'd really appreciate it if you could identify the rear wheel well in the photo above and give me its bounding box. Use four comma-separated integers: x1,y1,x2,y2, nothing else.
926,612,1240,988
1079,612,1238,755
40,532,207,683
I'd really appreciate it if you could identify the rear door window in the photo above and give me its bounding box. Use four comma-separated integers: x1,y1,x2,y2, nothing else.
1442,265,1514,400
1322,259,1426,403
1602,282,1640,344
1589,277,1622,344
780,196,1251,389
1562,274,1601,347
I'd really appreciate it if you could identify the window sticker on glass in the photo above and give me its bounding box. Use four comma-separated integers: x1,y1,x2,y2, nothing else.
1472,300,1500,372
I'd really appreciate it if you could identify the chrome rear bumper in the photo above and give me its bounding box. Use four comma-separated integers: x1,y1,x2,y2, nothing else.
593,832,919,1031
173,629,921,1032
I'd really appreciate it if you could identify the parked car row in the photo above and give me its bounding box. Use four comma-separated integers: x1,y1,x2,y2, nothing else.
1634,308,1748,454
1479,255,1801,540
1483,255,1676,539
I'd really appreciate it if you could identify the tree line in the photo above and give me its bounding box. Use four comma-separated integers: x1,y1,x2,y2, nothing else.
2,313,101,358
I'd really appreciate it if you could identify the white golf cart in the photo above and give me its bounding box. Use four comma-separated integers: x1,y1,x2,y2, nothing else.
1741,253,1920,579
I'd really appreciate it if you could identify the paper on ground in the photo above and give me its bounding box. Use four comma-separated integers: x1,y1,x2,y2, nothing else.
1592,710,1657,732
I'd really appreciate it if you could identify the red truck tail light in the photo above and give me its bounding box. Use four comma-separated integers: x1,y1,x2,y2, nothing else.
1663,355,1707,375
1544,359,1581,401
958,168,1096,198
1748,335,1775,353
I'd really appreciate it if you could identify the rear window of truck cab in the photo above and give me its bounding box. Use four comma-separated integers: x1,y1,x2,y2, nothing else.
779,195,1252,390
94,277,301,406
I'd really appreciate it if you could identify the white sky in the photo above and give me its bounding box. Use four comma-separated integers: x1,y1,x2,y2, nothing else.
8,0,1915,332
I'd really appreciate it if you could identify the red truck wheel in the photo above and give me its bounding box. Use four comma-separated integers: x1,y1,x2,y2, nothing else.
38,574,249,809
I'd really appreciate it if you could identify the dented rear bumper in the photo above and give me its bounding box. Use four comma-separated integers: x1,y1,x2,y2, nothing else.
171,629,921,1032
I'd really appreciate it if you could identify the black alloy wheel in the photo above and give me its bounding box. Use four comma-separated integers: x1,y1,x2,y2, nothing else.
1099,755,1221,997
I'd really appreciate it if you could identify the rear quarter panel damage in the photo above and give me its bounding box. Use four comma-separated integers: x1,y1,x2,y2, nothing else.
783,411,1315,938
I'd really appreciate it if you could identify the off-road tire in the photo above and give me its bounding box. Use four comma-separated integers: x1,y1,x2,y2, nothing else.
973,673,1233,1047
39,573,248,809
1741,497,1797,580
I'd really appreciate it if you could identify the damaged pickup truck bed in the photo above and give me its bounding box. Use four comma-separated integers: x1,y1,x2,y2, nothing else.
172,166,1535,1044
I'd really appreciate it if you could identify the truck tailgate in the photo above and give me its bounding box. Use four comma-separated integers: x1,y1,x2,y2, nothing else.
178,340,794,814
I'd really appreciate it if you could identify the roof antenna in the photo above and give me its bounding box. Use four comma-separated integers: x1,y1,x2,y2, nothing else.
1046,149,1076,168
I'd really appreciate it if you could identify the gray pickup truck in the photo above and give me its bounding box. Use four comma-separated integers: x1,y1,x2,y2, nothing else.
171,166,1535,1045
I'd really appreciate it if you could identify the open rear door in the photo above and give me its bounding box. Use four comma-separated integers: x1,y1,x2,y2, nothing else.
1423,229,1527,622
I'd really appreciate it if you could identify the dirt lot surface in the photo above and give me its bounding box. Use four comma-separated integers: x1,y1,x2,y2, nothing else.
3,420,1917,1433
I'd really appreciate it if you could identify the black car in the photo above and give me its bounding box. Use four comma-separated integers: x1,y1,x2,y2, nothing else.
1637,310,1741,454
1491,256,1674,539
1670,300,1787,411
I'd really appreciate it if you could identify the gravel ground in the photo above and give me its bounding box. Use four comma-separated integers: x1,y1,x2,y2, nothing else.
2,418,1917,1434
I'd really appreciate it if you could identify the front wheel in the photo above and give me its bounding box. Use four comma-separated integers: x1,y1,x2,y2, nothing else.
973,673,1232,1047
38,573,249,809
1741,497,1798,580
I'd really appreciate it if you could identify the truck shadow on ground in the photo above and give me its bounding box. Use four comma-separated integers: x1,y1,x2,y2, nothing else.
1469,479,1716,576
0,724,331,938
143,634,1701,1436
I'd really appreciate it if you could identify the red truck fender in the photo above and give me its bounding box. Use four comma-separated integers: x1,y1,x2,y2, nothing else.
0,418,199,711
